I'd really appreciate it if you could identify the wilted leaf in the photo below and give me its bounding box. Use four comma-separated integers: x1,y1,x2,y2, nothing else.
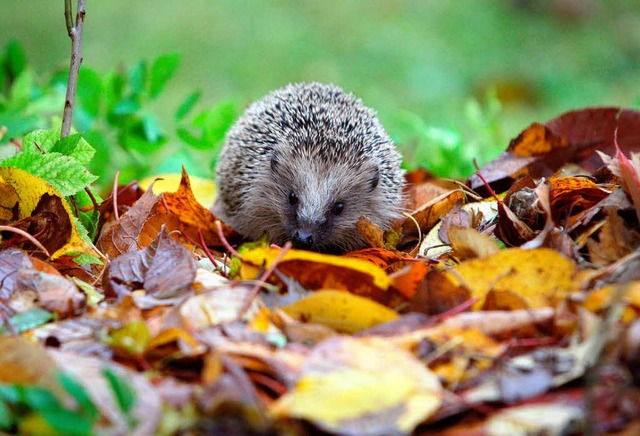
103,227,197,299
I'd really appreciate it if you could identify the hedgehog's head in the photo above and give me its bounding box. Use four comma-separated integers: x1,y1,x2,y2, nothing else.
256,140,392,253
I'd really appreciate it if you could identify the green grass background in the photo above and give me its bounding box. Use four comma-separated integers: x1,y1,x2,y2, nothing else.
1,0,639,177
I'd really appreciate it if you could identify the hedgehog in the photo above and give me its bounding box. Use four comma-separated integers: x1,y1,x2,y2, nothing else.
213,82,405,253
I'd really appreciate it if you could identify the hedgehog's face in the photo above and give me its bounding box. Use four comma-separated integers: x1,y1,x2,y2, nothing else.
267,149,381,253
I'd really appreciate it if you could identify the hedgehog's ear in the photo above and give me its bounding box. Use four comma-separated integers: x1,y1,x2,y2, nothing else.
368,168,380,192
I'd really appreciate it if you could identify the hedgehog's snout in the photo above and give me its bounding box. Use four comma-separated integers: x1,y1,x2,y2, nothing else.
292,230,314,249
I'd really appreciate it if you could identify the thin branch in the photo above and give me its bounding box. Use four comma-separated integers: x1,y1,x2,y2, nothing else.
64,0,74,34
61,0,86,138
0,225,51,258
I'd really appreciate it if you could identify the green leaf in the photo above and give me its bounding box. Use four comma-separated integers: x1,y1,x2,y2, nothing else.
175,90,201,121
22,386,63,412
76,67,103,118
112,97,141,116
142,114,162,142
74,187,102,241
0,385,20,404
196,100,237,147
1,151,98,196
6,39,27,78
0,399,13,430
176,127,206,149
51,133,96,166
8,69,35,105
22,129,59,153
57,372,98,420
40,408,93,436
7,308,52,334
103,368,137,417
129,60,147,96
149,53,180,98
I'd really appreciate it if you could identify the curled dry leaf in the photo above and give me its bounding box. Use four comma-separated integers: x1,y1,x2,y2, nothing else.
104,227,197,300
0,167,98,259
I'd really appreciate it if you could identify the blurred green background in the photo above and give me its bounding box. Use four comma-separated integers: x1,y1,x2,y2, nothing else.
1,0,639,184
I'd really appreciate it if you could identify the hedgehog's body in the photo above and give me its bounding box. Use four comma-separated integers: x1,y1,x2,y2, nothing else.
214,82,405,253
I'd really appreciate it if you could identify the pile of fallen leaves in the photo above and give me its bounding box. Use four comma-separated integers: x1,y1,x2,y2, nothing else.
1,107,640,435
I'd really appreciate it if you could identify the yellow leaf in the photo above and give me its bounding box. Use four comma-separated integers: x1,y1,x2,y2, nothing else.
282,289,399,333
271,336,442,434
240,247,392,292
583,282,640,323
438,248,578,310
140,172,216,208
0,167,98,259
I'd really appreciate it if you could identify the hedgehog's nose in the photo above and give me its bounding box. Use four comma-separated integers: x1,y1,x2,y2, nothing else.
292,230,314,249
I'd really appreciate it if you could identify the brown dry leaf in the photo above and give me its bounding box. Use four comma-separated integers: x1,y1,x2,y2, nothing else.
447,225,501,260
154,167,239,247
271,336,442,435
549,176,610,222
240,247,394,304
583,282,640,323
281,289,399,333
0,167,98,259
469,107,640,189
390,261,429,300
96,186,159,258
0,336,61,395
12,268,85,317
586,208,639,265
103,227,197,300
428,327,505,385
180,284,260,330
355,216,385,248
343,246,402,270
428,248,578,312
401,189,466,244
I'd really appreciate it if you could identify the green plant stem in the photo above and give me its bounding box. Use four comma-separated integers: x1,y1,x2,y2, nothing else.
61,0,86,138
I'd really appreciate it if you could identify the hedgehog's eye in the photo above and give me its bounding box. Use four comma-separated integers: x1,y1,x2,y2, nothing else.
288,191,299,206
331,201,344,215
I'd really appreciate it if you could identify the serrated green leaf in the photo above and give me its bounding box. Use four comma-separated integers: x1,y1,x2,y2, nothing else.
149,53,180,98
175,90,201,121
1,151,97,196
22,129,59,153
57,372,98,420
51,133,96,166
104,368,137,416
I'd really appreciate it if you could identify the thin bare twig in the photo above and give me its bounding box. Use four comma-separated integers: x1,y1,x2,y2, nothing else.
0,225,51,258
61,0,86,138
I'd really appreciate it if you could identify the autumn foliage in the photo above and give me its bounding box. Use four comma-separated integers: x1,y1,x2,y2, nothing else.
2,107,640,434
